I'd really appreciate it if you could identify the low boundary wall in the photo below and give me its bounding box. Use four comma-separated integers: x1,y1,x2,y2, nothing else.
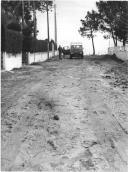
2,53,22,71
2,51,58,71
28,51,58,64
108,45,128,61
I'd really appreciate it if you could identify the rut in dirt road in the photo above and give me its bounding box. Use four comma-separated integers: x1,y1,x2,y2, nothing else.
1,56,128,171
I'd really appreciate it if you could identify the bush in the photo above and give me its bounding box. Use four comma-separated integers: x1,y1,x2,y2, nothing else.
54,42,57,50
54,43,57,50
49,41,52,51
5,29,22,54
22,37,58,53
7,22,21,31
30,38,47,53
22,36,32,52
1,25,5,52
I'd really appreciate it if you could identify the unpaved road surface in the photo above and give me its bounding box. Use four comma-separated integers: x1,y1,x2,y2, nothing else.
1,55,128,172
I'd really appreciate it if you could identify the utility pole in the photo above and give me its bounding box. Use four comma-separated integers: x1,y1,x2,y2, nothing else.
33,0,37,62
21,0,24,64
46,0,50,59
54,0,57,45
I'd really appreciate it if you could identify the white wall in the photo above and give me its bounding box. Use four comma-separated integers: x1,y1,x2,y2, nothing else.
2,51,58,71
28,51,58,64
3,53,22,71
108,45,128,61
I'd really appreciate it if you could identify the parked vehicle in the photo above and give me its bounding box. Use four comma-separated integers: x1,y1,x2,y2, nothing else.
70,43,83,59
63,46,70,55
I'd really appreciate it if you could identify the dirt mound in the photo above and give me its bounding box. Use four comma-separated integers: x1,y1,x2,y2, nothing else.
105,61,128,89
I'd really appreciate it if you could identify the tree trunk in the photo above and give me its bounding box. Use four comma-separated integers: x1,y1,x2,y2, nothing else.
115,36,118,46
112,32,116,46
91,35,95,55
111,29,117,47
123,39,126,47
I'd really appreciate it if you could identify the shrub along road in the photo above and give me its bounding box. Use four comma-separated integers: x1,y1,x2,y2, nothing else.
1,55,128,171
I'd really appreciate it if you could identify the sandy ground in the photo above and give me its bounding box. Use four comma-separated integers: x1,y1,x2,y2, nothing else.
1,55,128,172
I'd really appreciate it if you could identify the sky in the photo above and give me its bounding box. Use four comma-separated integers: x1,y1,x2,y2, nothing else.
37,0,117,55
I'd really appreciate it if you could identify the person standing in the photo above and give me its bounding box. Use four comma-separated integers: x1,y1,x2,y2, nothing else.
58,45,63,59
62,47,65,59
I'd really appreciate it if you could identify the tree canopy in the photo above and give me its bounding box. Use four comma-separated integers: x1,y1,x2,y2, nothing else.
96,1,128,46
1,0,53,37
79,1,128,48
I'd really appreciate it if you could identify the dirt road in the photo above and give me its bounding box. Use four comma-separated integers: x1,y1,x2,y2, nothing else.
1,55,128,172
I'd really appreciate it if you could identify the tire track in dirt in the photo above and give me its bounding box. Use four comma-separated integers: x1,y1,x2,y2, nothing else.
1,57,128,171
84,63,128,172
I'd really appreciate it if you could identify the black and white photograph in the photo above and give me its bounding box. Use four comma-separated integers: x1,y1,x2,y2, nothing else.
1,0,128,171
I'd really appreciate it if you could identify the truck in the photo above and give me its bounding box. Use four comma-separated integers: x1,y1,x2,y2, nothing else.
70,43,84,59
